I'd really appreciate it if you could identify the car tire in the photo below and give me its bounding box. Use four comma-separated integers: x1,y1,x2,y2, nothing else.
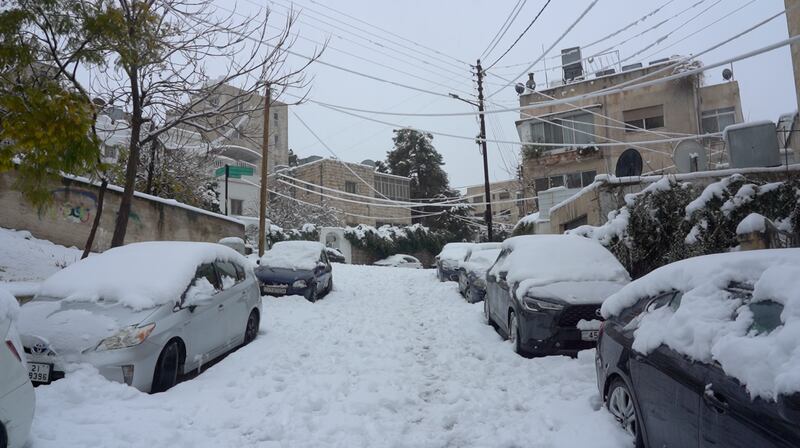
465,285,473,303
509,311,522,354
0,422,7,448
244,310,259,345
607,378,644,448
305,283,318,303
151,341,182,394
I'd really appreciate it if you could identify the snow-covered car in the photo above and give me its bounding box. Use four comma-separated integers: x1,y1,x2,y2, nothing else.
597,249,800,448
324,246,346,264
435,242,473,281
0,289,34,448
17,242,262,393
255,241,333,302
485,235,629,357
374,254,423,269
456,244,502,303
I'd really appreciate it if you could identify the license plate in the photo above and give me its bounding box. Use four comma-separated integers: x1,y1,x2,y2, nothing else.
581,330,599,341
28,362,52,384
262,285,287,295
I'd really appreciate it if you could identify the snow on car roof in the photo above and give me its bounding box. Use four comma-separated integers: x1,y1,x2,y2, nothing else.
602,248,800,400
0,287,19,323
260,241,324,271
491,235,629,298
37,242,247,310
436,242,473,260
460,249,501,276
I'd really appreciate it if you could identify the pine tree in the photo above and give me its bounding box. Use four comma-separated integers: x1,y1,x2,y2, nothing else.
384,129,450,199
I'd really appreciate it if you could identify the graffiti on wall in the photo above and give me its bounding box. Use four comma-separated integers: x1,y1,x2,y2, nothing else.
40,187,143,228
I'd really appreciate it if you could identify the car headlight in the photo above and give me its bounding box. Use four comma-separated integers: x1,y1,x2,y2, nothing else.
522,297,564,312
95,323,156,351
292,279,308,289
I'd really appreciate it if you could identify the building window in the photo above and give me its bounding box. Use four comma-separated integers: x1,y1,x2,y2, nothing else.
701,107,736,134
529,112,595,150
498,191,511,200
534,170,597,192
273,134,279,145
623,105,665,132
230,199,243,216
104,146,117,159
375,174,410,201
273,112,278,121
472,195,484,203
345,181,357,194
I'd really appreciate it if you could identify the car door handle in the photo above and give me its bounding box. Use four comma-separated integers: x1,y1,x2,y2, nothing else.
704,386,729,413
218,304,224,310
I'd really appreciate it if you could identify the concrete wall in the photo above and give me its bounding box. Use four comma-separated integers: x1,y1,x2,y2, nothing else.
0,170,244,252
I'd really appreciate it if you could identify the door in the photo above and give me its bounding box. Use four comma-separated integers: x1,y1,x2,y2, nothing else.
181,263,229,369
486,249,511,332
215,260,250,347
699,299,797,447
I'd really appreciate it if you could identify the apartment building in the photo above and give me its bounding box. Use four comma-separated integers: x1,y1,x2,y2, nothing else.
515,53,743,224
464,179,530,225
273,158,413,227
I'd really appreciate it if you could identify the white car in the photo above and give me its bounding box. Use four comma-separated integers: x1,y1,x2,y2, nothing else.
17,242,262,393
374,254,423,269
0,289,35,448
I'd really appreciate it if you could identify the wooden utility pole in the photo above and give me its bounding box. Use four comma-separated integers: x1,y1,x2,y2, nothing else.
258,84,272,257
476,60,494,241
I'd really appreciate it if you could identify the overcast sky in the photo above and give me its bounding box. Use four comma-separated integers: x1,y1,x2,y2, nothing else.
215,0,797,189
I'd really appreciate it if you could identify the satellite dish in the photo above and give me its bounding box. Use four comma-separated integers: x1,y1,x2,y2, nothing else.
361,159,376,167
615,148,643,177
722,68,733,81
515,83,525,95
673,140,708,173
92,97,107,107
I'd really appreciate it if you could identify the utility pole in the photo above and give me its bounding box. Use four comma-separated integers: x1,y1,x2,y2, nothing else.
476,60,494,241
224,164,230,216
258,84,272,257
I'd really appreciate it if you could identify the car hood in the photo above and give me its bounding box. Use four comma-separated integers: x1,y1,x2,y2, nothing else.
17,298,159,356
521,280,627,305
255,266,313,284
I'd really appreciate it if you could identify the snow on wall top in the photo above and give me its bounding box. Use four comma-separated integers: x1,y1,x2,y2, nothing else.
602,248,800,399
260,241,324,271
490,235,630,299
38,242,247,310
736,213,767,235
0,287,19,323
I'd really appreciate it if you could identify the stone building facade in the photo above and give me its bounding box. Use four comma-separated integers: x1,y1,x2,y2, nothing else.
464,179,531,226
273,158,413,227
515,58,743,215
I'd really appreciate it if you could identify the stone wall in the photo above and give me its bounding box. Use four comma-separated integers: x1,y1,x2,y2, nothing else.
0,170,244,252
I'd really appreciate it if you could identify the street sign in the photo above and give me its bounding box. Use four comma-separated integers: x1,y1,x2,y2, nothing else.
215,165,254,178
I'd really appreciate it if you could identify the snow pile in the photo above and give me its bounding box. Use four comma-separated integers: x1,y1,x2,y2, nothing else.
0,227,84,296
603,249,800,400
375,254,419,267
28,263,629,448
736,213,767,235
568,208,629,246
0,287,20,323
260,241,324,271
490,235,629,299
38,242,247,310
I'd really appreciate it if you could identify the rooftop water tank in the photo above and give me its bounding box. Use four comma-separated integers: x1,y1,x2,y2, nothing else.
724,121,781,168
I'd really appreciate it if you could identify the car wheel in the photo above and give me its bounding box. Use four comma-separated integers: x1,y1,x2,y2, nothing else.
0,422,7,448
151,341,181,393
465,285,473,302
244,310,259,345
305,283,318,303
607,378,644,448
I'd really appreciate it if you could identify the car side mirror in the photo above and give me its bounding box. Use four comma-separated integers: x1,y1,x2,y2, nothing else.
498,271,508,281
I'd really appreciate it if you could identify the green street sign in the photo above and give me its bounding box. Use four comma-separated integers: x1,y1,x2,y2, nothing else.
215,165,255,178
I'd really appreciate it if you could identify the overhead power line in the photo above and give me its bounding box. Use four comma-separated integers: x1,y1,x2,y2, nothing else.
481,0,527,60
486,0,552,71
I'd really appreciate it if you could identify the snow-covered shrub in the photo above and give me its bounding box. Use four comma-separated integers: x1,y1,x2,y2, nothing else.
244,222,319,249
569,174,800,278
344,224,451,259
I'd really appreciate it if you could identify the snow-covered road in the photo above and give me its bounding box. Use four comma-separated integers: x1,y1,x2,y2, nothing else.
29,264,629,447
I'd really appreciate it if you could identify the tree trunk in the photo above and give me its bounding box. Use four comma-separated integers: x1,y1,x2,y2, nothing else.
111,70,142,248
82,178,108,259
144,123,157,194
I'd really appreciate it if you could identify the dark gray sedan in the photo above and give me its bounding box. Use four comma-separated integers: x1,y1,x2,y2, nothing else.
255,241,333,302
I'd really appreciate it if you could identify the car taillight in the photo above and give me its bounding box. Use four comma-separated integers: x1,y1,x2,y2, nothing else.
5,340,22,362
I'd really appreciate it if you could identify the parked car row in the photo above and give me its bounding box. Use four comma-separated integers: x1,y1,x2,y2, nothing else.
439,237,800,447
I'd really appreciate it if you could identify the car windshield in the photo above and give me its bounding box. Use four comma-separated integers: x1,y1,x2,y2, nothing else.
748,300,784,335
